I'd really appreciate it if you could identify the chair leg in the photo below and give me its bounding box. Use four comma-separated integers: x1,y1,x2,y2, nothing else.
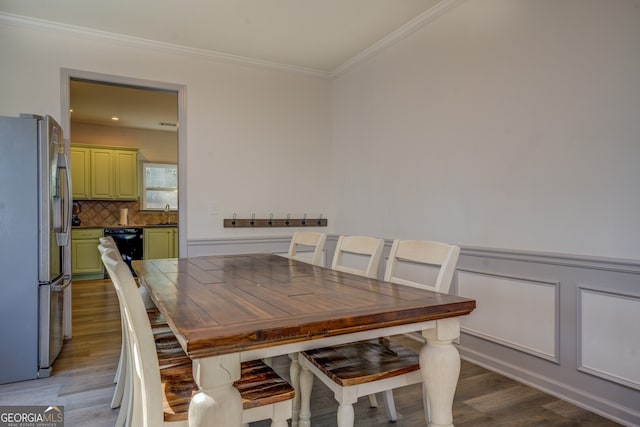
367,393,379,408
111,317,127,408
114,339,124,384
382,389,397,422
116,358,133,427
110,353,126,408
422,383,430,424
289,353,300,427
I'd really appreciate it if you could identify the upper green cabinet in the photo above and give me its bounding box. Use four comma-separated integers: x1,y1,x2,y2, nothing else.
70,145,138,200
69,146,91,199
114,150,138,199
90,148,113,199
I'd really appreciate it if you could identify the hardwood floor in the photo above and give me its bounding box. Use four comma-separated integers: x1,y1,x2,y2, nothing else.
0,279,619,426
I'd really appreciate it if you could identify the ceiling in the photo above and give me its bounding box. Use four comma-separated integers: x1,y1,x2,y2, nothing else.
0,0,443,73
2,0,445,131
70,80,179,132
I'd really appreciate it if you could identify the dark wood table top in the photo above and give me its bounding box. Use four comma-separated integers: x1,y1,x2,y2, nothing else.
132,254,476,359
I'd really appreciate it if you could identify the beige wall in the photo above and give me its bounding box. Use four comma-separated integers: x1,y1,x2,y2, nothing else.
3,1,640,259
0,19,332,243
331,0,640,259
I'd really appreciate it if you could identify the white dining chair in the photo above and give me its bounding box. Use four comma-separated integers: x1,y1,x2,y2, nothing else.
299,239,460,427
284,231,327,423
331,235,384,279
99,242,187,427
287,231,326,266
330,235,386,410
100,248,296,427
99,237,129,412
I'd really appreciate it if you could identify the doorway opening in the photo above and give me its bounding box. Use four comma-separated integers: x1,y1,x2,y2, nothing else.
61,69,186,252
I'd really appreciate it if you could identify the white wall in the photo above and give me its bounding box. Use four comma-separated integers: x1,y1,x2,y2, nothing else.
331,0,640,259
3,1,640,260
0,19,332,242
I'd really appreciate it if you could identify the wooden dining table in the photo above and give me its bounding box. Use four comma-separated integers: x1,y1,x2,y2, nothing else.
132,253,475,427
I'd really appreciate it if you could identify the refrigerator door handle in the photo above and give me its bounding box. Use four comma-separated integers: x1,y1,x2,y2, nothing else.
51,278,72,292
56,152,72,247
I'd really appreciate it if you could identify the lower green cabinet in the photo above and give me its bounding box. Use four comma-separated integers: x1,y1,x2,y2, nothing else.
144,227,178,260
71,228,104,279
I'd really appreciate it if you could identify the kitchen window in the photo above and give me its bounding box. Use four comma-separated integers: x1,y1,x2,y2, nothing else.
141,162,177,210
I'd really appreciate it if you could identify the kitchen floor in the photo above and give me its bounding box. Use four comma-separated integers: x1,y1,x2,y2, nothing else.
0,280,619,426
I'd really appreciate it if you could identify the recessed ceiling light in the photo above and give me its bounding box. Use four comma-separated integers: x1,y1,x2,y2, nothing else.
111,116,119,121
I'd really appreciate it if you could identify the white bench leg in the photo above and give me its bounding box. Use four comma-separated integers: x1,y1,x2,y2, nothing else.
289,353,300,427
367,393,378,407
382,389,397,422
298,358,314,427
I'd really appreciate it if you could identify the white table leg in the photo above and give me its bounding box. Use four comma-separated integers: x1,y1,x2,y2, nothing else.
189,354,243,427
421,318,461,427
336,400,355,427
289,353,301,427
298,353,314,427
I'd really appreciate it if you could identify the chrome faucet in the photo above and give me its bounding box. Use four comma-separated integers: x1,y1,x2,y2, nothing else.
164,204,171,224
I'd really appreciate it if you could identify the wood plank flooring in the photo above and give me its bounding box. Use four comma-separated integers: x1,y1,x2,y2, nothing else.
0,279,619,426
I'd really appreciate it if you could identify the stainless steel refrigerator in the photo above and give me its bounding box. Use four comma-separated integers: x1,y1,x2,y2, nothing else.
0,114,72,384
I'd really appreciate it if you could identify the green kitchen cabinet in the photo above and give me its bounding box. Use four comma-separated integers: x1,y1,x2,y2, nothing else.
144,227,178,260
71,228,104,279
114,149,138,199
70,145,138,201
90,148,114,199
69,146,91,200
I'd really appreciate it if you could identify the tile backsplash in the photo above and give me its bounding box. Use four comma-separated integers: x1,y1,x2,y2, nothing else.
74,200,176,227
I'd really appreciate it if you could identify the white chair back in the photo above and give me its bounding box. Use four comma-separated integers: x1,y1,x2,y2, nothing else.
384,240,460,293
331,235,384,279
287,231,326,266
99,236,118,249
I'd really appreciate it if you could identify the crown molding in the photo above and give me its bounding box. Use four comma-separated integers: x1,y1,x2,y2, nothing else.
331,0,465,77
0,12,332,79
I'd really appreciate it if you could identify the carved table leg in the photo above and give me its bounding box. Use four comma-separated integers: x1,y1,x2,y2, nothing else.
289,353,301,427
421,318,461,427
335,388,357,427
189,354,243,427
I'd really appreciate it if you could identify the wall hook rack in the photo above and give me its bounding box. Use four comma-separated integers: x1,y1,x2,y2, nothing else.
224,214,327,228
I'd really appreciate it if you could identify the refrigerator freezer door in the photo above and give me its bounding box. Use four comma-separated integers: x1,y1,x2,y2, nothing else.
38,275,69,377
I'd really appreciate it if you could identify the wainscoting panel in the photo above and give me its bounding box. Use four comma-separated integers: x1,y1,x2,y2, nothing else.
456,247,640,426
458,270,558,361
578,287,640,390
